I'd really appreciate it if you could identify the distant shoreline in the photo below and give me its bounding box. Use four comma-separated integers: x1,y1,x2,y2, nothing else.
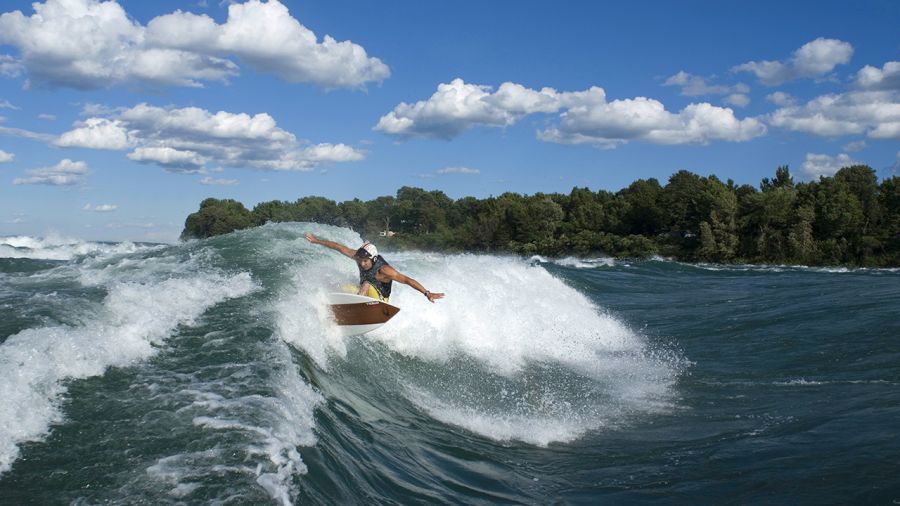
180,166,900,268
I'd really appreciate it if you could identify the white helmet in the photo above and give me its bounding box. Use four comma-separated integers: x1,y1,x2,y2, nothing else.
356,242,378,259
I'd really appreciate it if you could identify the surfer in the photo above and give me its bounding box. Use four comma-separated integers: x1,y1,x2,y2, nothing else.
305,232,445,303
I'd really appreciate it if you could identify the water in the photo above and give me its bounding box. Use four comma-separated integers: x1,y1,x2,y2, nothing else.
0,225,898,504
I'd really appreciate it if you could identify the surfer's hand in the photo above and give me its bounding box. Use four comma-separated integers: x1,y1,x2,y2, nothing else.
305,232,317,244
425,291,444,303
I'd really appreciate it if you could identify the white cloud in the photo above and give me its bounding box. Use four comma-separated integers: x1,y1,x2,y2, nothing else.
56,103,365,171
38,113,55,121
541,97,766,148
437,166,480,175
82,203,117,212
0,55,23,77
766,91,796,107
127,147,207,170
855,61,900,91
768,89,900,139
843,140,866,152
300,143,365,163
733,38,854,86
375,79,522,139
0,119,56,142
0,0,388,90
199,176,238,185
376,78,765,147
55,118,132,149
0,149,13,162
800,152,860,179
0,99,18,110
724,94,750,107
663,71,750,97
13,159,89,185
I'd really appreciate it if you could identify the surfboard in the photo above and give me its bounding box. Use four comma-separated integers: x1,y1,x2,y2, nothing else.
327,292,401,336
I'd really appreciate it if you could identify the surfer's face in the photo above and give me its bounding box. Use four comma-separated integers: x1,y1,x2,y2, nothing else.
357,257,374,270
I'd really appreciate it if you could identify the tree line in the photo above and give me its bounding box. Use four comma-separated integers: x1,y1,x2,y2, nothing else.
181,165,900,267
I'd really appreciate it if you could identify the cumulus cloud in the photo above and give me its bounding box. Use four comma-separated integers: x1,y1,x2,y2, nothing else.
127,147,207,170
56,103,365,171
724,94,750,107
0,149,13,162
375,79,527,139
437,166,480,175
540,97,766,148
663,71,750,97
855,61,900,91
768,89,900,139
0,0,389,90
82,203,117,212
55,118,132,150
766,91,796,107
733,38,854,86
800,152,860,179
199,176,238,185
13,159,89,185
376,78,766,147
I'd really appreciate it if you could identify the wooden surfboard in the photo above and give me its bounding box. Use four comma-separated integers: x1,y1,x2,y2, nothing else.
327,292,401,336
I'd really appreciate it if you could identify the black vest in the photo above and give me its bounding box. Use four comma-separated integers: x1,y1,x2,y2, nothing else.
358,256,392,299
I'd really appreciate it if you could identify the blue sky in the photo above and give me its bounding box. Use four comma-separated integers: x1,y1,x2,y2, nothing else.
0,0,898,242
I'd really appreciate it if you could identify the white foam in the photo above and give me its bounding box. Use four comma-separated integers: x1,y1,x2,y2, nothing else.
0,271,257,475
147,341,322,506
267,225,683,446
0,234,152,260
531,255,616,269
407,390,599,446
372,254,639,376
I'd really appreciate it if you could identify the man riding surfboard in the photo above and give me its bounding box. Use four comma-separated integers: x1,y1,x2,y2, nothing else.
306,232,445,303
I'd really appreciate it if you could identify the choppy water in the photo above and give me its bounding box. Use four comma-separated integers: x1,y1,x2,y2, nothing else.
0,224,898,505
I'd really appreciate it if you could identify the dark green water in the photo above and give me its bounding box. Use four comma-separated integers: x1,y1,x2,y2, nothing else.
1,224,898,505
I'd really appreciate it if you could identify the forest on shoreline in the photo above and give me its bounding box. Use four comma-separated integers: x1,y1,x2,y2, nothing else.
181,165,900,267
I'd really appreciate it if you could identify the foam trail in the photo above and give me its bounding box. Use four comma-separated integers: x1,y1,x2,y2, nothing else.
0,272,257,475
0,234,150,260
531,255,617,268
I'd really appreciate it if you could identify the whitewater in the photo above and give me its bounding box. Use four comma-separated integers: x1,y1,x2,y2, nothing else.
1,224,898,504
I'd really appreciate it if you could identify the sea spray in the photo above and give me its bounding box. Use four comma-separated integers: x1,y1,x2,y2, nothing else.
270,235,685,445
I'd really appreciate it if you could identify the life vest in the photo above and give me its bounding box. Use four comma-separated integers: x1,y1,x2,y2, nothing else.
358,255,392,300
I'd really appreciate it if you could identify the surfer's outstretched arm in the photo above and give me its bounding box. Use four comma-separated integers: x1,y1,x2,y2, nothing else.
379,264,445,303
305,232,355,258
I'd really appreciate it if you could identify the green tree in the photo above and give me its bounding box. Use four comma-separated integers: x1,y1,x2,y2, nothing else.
338,199,369,231
182,198,253,239
619,178,665,236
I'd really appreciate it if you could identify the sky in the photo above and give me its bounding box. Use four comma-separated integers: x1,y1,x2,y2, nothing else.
0,0,898,243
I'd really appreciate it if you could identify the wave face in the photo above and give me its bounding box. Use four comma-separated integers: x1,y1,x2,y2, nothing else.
2,224,899,505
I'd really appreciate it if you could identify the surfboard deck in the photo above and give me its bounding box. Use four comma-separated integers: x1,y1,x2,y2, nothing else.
327,292,400,336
